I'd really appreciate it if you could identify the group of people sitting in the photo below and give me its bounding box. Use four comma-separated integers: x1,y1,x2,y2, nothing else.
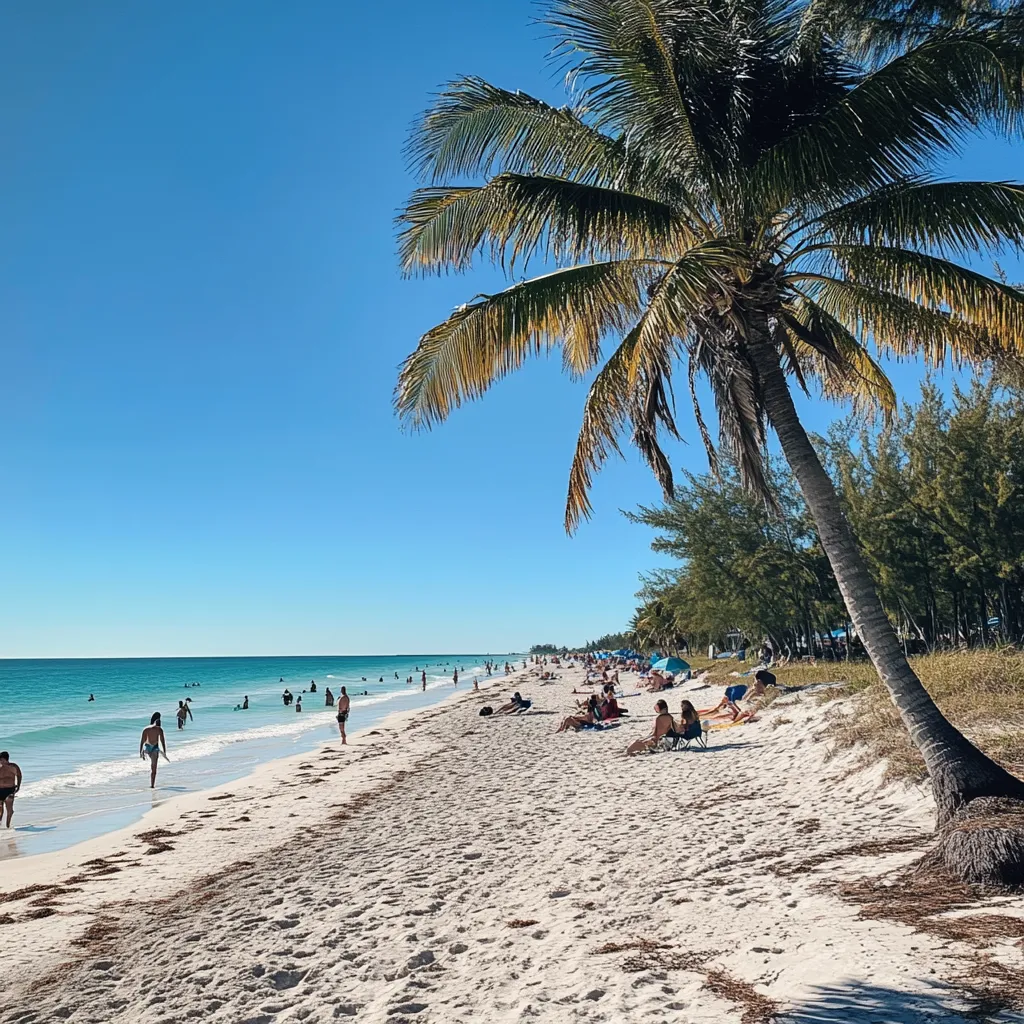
625,698,702,754
556,683,629,732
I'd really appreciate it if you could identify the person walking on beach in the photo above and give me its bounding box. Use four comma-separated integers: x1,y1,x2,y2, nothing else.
336,686,350,744
139,714,167,789
0,752,22,828
176,700,193,730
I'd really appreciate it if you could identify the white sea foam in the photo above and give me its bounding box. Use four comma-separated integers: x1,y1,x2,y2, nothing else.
20,689,415,800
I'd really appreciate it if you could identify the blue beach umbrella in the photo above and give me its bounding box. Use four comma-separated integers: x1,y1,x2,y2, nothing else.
652,657,689,674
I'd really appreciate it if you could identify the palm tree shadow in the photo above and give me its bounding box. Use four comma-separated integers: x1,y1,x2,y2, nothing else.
783,980,988,1023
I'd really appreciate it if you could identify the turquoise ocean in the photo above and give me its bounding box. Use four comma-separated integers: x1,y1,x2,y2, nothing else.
0,654,515,860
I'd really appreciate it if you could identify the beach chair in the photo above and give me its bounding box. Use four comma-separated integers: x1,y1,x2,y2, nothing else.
671,720,708,751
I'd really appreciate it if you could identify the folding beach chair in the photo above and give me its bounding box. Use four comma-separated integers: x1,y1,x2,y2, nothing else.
672,720,708,751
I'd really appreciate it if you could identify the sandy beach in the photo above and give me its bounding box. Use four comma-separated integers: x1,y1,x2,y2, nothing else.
1,662,1019,1023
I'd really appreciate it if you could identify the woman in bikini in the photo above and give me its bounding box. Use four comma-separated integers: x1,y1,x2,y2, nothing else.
556,694,601,733
139,712,168,789
625,700,677,755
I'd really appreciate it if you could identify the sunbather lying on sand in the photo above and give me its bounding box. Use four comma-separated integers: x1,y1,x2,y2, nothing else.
494,692,532,714
625,700,676,755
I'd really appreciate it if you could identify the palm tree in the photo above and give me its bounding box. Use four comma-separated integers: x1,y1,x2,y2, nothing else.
395,0,1024,879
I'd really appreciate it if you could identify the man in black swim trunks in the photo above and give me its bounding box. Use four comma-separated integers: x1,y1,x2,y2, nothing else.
0,752,23,829
336,686,350,745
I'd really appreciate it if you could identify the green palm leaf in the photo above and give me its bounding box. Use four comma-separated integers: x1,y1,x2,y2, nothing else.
810,179,1024,256
781,294,898,412
407,77,631,186
545,0,706,166
395,260,658,429
809,275,1005,364
397,173,696,276
756,35,1021,208
825,244,1024,346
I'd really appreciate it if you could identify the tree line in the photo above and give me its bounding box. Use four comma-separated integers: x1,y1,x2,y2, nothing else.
630,375,1024,656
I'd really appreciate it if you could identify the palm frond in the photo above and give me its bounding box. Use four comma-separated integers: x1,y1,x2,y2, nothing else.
825,244,1024,347
626,240,745,382
690,332,771,500
755,34,1021,208
781,294,898,412
564,332,639,533
407,77,631,186
795,0,1009,64
397,173,695,276
395,260,656,429
808,274,1007,365
809,179,1024,256
564,318,681,533
545,0,708,167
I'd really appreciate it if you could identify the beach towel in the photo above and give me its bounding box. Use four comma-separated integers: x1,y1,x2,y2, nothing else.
706,717,757,731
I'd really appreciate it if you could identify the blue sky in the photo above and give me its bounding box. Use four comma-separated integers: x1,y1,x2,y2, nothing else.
0,2,1020,657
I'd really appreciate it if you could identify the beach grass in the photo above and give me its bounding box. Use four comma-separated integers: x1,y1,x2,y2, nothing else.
721,650,1024,783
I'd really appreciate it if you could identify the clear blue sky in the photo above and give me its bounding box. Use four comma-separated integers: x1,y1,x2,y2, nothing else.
0,2,1019,657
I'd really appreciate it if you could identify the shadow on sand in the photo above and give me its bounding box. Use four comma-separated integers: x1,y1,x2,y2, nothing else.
782,979,994,1023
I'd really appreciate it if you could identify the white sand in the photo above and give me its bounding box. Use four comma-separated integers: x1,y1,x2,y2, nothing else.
0,665,1014,1023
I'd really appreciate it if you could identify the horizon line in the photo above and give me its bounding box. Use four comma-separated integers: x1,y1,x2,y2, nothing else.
0,650,528,662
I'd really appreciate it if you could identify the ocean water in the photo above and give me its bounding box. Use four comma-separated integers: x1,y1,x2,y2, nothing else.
0,654,516,859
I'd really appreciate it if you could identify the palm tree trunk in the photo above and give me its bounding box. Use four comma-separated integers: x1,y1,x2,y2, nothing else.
747,336,1024,824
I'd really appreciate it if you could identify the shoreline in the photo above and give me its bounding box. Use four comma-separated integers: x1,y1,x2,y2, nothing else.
0,668,522,888
4,662,1010,1024
2,664,516,861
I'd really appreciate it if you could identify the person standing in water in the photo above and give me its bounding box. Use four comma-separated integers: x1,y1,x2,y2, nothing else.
0,752,22,828
176,700,192,730
336,686,350,744
242,696,249,709
139,714,167,789
453,667,459,687
325,686,334,707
